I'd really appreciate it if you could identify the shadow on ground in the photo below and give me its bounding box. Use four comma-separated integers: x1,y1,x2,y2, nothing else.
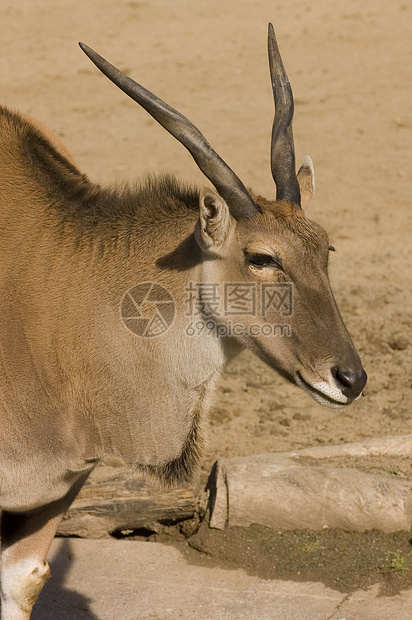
24,523,412,617
140,520,412,596
32,539,99,620
184,523,412,596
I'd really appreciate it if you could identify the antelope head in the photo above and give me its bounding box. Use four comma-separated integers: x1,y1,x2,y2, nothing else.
80,24,366,407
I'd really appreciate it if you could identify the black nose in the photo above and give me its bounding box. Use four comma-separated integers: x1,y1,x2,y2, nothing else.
332,366,367,399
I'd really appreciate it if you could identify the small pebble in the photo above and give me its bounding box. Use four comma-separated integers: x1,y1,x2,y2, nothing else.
279,418,291,427
389,335,409,351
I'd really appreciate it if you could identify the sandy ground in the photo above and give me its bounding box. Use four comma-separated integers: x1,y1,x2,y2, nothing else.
1,2,411,482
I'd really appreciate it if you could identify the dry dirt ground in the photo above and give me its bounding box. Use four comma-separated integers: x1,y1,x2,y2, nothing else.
2,0,412,601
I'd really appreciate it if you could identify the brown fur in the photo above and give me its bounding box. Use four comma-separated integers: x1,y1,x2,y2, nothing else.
0,93,365,618
0,105,364,489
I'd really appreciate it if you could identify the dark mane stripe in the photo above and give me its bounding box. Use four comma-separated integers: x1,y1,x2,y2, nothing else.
1,106,200,234
136,391,205,488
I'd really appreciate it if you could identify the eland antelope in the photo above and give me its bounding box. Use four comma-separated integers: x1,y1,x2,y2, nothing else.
0,24,366,618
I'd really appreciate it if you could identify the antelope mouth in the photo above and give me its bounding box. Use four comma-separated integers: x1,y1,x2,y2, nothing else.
295,371,350,409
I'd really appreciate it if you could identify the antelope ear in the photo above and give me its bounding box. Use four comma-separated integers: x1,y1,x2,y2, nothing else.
297,155,315,210
194,187,235,256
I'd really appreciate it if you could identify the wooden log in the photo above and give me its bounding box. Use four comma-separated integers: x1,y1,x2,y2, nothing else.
208,444,412,533
58,467,197,539
58,435,412,538
291,434,412,459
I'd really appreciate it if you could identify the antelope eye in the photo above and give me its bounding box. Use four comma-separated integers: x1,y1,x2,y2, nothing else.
329,245,336,252
246,252,283,270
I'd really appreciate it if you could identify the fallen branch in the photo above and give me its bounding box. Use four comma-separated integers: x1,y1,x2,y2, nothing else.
58,469,197,539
